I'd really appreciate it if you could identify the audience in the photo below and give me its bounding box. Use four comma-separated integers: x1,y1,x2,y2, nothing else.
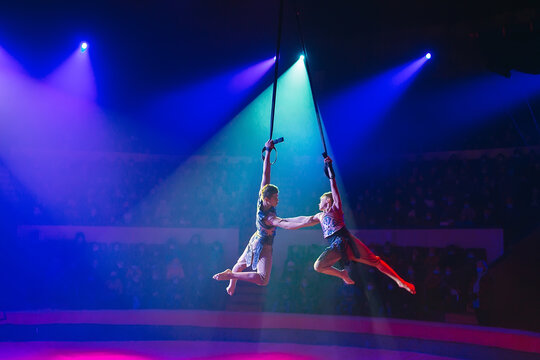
0,146,538,325
3,149,536,246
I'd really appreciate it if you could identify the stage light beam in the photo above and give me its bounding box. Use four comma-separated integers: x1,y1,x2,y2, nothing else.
45,44,96,100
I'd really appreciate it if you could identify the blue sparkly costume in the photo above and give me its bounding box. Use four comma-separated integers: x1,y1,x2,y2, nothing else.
245,198,277,270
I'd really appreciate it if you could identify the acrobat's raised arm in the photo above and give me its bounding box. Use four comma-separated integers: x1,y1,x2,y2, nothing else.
325,157,341,209
260,139,275,190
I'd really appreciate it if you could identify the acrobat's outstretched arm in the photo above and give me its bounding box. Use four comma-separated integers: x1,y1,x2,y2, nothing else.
265,214,319,230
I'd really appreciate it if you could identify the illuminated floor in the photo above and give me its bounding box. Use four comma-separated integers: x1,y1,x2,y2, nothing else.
1,310,538,360
0,341,461,360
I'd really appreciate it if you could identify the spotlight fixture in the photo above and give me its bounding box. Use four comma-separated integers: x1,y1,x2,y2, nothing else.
299,54,305,61
81,42,88,53
425,52,432,59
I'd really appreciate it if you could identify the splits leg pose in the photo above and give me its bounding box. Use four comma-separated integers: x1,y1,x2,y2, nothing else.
310,157,416,294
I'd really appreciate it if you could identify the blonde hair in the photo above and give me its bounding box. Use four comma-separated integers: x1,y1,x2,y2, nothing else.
321,191,333,205
260,184,279,200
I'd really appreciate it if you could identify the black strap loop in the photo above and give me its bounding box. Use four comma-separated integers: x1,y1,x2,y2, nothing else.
262,147,278,165
261,137,284,164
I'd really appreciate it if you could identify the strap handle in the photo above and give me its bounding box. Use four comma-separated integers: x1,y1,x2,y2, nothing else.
261,137,285,165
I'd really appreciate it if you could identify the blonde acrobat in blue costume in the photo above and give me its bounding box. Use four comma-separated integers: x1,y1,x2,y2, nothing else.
212,139,319,295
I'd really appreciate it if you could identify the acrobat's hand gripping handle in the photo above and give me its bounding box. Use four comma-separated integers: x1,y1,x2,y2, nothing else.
323,155,335,179
261,137,284,163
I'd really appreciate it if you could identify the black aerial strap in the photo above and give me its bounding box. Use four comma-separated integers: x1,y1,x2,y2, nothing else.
269,0,285,141
295,7,328,159
262,0,286,164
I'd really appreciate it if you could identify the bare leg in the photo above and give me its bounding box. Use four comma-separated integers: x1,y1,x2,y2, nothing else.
227,261,246,296
314,248,355,285
213,245,273,287
350,236,416,294
225,245,249,296
373,258,416,294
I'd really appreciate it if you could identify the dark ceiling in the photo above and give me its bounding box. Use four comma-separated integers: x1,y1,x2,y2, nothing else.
0,1,537,101
0,1,538,156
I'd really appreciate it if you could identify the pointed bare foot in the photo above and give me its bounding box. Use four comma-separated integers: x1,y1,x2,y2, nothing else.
340,270,355,285
213,269,233,281
226,280,236,296
399,281,416,294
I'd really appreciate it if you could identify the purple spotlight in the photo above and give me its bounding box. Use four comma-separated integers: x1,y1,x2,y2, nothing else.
425,52,432,59
228,57,275,92
80,42,88,53
45,45,96,99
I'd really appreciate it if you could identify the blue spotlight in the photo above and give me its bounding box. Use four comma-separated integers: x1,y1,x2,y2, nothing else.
80,42,88,53
425,52,432,59
299,54,305,61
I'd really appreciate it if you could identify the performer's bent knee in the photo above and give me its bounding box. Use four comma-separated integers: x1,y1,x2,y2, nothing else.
255,274,270,286
233,262,247,271
313,261,325,273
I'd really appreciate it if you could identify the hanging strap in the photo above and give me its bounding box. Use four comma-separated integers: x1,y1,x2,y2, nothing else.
295,8,328,159
263,0,285,164
269,0,285,141
295,8,333,178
